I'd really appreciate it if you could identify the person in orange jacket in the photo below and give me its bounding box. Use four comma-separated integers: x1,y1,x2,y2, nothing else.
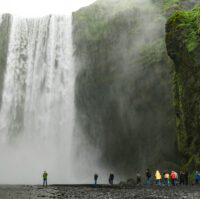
164,171,170,186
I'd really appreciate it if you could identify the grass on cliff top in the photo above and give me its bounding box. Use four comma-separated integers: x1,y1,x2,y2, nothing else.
168,4,200,52
161,0,179,10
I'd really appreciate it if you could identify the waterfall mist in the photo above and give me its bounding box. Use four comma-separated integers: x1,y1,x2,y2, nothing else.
0,15,75,184
73,0,178,180
0,0,182,184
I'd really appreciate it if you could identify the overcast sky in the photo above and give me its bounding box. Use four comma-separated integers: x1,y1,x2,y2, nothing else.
0,0,96,17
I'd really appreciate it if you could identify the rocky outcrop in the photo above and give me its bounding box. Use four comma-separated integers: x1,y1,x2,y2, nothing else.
166,4,200,168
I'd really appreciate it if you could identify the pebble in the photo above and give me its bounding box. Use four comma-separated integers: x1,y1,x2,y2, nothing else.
0,185,200,198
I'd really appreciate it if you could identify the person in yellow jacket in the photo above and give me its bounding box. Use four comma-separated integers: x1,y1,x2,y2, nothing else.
155,170,162,185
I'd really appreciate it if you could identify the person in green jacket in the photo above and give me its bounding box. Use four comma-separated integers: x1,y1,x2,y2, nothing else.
43,171,48,186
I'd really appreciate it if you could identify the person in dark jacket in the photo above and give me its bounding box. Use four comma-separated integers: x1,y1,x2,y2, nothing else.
180,171,185,185
146,169,151,185
109,173,114,185
94,174,98,185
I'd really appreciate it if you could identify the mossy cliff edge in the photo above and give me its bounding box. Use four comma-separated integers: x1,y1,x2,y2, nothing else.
73,0,200,173
166,5,200,169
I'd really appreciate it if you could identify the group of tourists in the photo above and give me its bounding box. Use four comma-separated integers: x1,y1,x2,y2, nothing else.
42,170,200,186
142,169,183,186
136,169,200,186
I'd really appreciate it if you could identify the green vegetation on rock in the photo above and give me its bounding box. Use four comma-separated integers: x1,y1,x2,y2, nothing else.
166,4,200,169
167,4,200,52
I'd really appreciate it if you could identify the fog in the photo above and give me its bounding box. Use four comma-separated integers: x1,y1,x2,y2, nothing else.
73,0,177,179
0,0,180,184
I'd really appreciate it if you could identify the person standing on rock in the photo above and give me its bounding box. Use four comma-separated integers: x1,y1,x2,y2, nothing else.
43,171,48,186
145,169,151,185
94,174,98,185
109,173,114,185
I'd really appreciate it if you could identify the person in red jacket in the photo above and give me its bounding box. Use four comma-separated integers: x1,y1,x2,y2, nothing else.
170,171,176,186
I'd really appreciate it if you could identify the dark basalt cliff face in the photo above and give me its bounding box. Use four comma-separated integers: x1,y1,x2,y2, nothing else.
166,4,200,169
72,0,181,175
0,14,12,107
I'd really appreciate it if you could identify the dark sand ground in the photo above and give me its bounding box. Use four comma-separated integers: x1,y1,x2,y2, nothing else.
0,185,200,199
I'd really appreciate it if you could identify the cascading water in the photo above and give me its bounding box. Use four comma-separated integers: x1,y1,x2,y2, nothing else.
0,15,75,184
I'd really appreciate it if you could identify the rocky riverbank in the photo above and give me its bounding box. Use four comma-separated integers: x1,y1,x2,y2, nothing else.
1,185,200,198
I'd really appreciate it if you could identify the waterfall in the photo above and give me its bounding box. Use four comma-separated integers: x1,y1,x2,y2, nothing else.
0,15,75,184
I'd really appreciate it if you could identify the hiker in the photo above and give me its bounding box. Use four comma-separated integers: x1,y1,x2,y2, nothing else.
94,173,98,185
163,171,170,186
136,171,141,185
145,169,151,185
179,171,185,185
43,171,48,186
109,173,114,185
155,170,162,185
170,171,176,186
195,171,199,184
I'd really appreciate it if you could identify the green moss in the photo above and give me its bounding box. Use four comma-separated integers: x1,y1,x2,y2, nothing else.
167,4,200,52
166,4,200,169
